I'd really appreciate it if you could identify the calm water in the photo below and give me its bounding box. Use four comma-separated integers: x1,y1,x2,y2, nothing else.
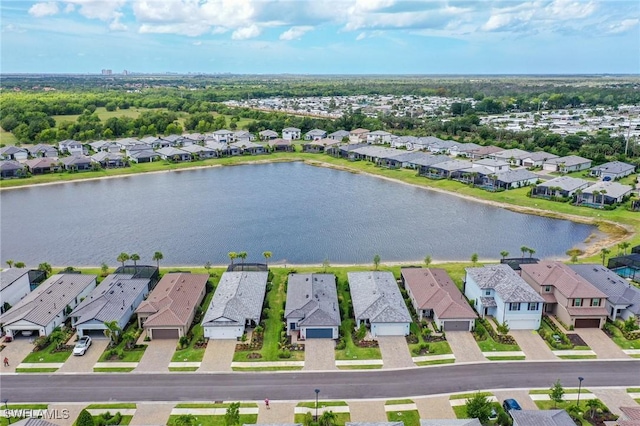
1,162,595,266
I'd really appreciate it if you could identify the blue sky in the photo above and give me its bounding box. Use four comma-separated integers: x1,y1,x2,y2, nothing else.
1,0,639,74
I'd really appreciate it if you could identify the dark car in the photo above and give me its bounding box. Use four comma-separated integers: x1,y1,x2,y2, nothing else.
503,398,522,412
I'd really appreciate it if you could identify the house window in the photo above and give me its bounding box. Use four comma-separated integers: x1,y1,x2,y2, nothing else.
528,302,538,311
573,298,582,307
591,299,600,307
544,286,551,293
485,290,491,296
509,303,520,311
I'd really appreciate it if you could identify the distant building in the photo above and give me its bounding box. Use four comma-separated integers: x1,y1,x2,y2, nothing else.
101,69,112,75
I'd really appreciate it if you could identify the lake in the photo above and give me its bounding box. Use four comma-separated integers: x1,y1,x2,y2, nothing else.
0,162,596,266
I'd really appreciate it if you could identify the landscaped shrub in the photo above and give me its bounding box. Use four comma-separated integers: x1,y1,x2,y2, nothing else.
412,343,429,356
278,349,291,359
335,338,346,350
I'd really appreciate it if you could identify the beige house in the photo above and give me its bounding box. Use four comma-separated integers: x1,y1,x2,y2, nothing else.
521,262,608,328
135,273,208,339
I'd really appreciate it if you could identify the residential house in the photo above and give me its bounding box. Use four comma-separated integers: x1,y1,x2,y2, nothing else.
570,263,640,323
589,161,635,180
367,130,393,144
510,410,575,426
520,151,559,168
182,133,206,145
327,129,350,141
0,160,27,179
390,151,434,169
466,145,504,160
0,146,28,161
115,137,140,150
58,139,84,156
401,268,477,331
98,141,122,153
532,176,591,198
284,273,340,339
0,268,37,313
125,144,154,157
27,144,58,158
211,129,234,144
448,143,481,158
391,135,419,150
136,273,208,339
464,264,544,330
230,140,265,155
202,271,268,339
425,138,456,154
413,154,449,177
521,261,608,328
302,138,340,153
0,274,97,337
128,150,160,163
259,129,278,140
304,129,327,141
580,181,633,205
349,128,370,143
60,155,92,171
472,159,510,174
266,138,294,152
492,169,539,189
24,157,60,174
489,148,530,165
156,147,192,162
182,144,217,159
326,143,368,159
70,273,152,337
428,159,472,179
91,152,126,168
139,136,167,149
160,134,183,146
282,127,302,140
543,155,592,173
233,131,256,144
347,271,412,337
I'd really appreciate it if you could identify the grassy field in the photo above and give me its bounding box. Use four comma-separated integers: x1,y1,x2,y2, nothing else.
387,410,420,426
0,127,19,145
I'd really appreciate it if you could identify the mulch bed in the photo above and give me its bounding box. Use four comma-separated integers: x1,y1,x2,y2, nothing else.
566,334,587,347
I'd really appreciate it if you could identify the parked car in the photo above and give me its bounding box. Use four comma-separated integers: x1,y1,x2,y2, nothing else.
503,398,522,413
73,336,92,356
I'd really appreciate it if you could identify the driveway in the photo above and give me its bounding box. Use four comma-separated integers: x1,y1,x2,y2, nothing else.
377,336,414,369
415,396,455,419
0,336,35,373
492,390,538,410
591,388,639,416
511,330,556,360
134,339,176,372
58,337,109,373
130,403,174,425
303,339,336,371
199,339,236,372
574,329,628,359
348,400,386,422
446,332,485,363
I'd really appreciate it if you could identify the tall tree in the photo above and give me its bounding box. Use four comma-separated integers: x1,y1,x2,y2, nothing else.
152,251,164,269
600,248,611,266
465,392,492,424
38,262,52,277
471,253,479,266
228,252,237,267
103,320,122,347
101,262,109,276
550,379,565,408
520,246,528,258
424,255,432,267
319,411,338,426
262,251,272,267
500,251,509,260
238,252,248,271
373,254,381,271
224,402,240,426
528,248,536,258
130,253,140,267
5,260,13,268
117,252,130,268
619,241,631,255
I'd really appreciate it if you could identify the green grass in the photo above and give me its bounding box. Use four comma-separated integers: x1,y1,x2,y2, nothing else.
86,403,137,409
0,405,48,426
450,392,493,400
172,287,218,362
175,403,257,408
606,323,640,349
534,399,606,426
415,358,455,366
452,405,468,419
93,415,132,425
98,323,146,362
297,401,348,408
51,107,176,125
530,389,590,394
557,354,597,359
232,366,304,371
169,366,199,372
93,367,135,372
486,356,526,361
387,410,420,426
336,364,383,370
22,342,73,363
477,335,521,352
167,414,257,426
627,388,640,392
386,399,414,405
294,413,350,426
14,367,59,373
0,127,19,145
408,322,453,356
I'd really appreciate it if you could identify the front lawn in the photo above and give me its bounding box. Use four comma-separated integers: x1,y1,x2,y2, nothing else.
387,410,420,426
476,336,520,352
294,413,350,426
415,358,455,366
172,283,218,363
534,399,614,426
22,334,73,364
98,322,147,362
604,321,640,349
167,414,258,426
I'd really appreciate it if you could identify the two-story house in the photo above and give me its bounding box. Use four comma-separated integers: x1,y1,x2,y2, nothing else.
464,264,544,330
520,261,608,328
58,139,84,156
282,127,301,140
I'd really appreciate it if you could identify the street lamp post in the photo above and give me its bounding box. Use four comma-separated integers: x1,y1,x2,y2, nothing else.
314,389,320,422
576,377,584,407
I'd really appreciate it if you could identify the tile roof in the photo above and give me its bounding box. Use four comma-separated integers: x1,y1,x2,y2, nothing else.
0,268,31,291
202,271,268,327
0,274,96,327
466,264,544,303
284,274,340,327
348,272,411,324
583,181,633,199
401,268,476,320
590,161,635,174
510,410,575,426
135,273,208,327
0,160,26,172
521,262,608,299
569,264,640,315
537,176,591,192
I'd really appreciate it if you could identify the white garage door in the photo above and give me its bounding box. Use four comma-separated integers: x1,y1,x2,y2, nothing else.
204,326,244,339
506,318,539,330
372,323,408,337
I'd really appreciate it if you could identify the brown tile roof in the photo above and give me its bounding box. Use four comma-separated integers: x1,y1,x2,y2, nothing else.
565,306,609,316
621,407,640,421
401,268,477,320
135,273,208,328
521,262,608,299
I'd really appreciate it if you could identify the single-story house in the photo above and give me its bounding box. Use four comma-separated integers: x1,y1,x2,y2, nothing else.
347,271,411,337
282,127,301,140
472,158,510,174
448,143,481,158
136,273,208,339
27,144,58,158
60,155,92,171
427,159,472,179
58,139,84,156
464,264,544,330
125,144,154,156
266,138,294,152
425,137,456,154
532,176,591,198
206,140,238,156
259,129,278,140
0,146,28,161
327,129,350,141
202,271,268,339
95,141,122,153
161,134,182,146
510,410,575,426
210,129,234,144
466,145,504,160
284,273,340,339
391,135,418,150
326,143,368,159
182,133,206,145
367,130,393,144
543,155,592,173
232,140,265,155
401,268,477,331
492,169,539,189
570,264,640,323
181,144,217,158
156,147,192,162
70,273,152,337
302,138,341,153
139,136,166,148
0,274,97,337
24,157,60,174
304,129,327,141
580,181,633,205
0,268,37,313
349,128,370,143
488,148,530,165
413,154,449,176
521,262,608,328
520,151,559,168
0,160,27,179
128,150,160,163
91,151,126,168
233,131,256,143
589,161,635,180
389,151,434,169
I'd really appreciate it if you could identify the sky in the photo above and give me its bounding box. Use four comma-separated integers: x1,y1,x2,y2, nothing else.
1,0,639,75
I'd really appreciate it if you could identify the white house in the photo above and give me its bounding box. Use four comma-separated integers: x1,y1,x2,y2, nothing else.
589,161,635,180
58,139,84,156
284,273,340,339
304,129,327,141
472,159,510,174
211,129,234,143
0,268,34,314
367,130,393,144
282,127,301,140
543,155,592,173
464,264,543,330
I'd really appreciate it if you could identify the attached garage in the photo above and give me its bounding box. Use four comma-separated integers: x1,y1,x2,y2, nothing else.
304,328,334,339
150,328,180,339
203,325,244,340
506,318,541,330
443,320,472,331
574,318,601,328
372,322,409,337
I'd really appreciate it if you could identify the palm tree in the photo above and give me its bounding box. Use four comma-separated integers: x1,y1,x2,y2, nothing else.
520,246,529,258
117,252,130,268
103,320,122,347
600,189,607,207
130,253,140,267
373,254,381,271
238,252,247,271
49,328,66,350
6,260,13,268
14,262,25,268
228,252,237,267
575,189,583,205
528,248,536,258
619,241,631,255
262,251,272,268
424,255,432,267
121,330,137,350
319,411,338,426
38,262,52,277
600,248,611,266
500,251,509,260
152,251,164,269
591,190,599,206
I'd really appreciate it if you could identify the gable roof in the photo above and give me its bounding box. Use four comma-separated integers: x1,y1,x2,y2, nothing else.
510,410,575,426
590,161,634,174
135,273,208,327
466,264,544,303
537,176,590,191
24,157,58,169
569,264,640,315
401,268,476,320
156,147,189,156
0,274,96,327
494,168,538,184
545,155,591,167
492,148,530,159
284,274,340,327
0,160,26,172
0,268,31,291
202,272,268,327
583,181,633,199
348,272,411,324
521,151,558,162
61,155,91,166
521,261,608,299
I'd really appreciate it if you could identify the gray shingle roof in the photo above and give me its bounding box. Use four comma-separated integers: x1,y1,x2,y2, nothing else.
495,169,539,184
537,176,591,192
545,155,591,167
0,274,96,327
570,264,640,315
348,272,411,324
583,181,633,199
328,130,350,138
521,151,558,162
284,274,340,327
431,160,473,171
466,264,544,303
510,410,575,426
70,274,150,326
202,272,268,327
590,161,635,174
0,268,31,291
156,147,189,156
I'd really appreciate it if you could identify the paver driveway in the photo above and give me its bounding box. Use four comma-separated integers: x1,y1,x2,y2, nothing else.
415,396,456,419
592,388,639,415
134,339,176,372
199,339,236,372
445,332,485,363
574,328,628,359
492,390,538,410
348,400,386,421
257,401,296,424
303,339,336,371
510,330,556,360
0,336,35,373
130,402,174,425
377,336,414,369
58,337,109,373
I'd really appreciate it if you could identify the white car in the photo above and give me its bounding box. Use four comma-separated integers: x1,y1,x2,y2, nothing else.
73,336,92,356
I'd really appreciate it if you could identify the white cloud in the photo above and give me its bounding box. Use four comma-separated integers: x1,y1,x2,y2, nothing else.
607,18,639,34
139,23,209,37
193,40,202,45
64,3,75,13
279,25,313,41
109,13,127,31
356,32,366,41
232,24,261,40
63,0,127,21
29,2,60,18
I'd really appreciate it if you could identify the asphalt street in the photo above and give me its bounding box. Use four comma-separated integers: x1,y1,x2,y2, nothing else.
0,361,637,403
